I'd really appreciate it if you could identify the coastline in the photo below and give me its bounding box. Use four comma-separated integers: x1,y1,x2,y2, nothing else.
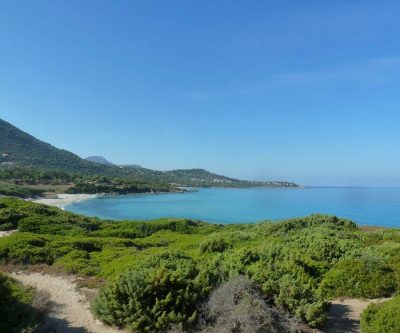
32,193,97,209
30,189,188,210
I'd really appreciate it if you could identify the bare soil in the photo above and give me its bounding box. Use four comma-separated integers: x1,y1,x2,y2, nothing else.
324,298,392,333
10,271,126,333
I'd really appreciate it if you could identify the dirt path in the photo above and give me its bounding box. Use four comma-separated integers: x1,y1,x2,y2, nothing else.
8,268,392,333
10,271,126,333
324,298,392,333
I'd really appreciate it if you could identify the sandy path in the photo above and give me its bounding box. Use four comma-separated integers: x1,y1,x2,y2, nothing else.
324,298,392,333
10,272,126,333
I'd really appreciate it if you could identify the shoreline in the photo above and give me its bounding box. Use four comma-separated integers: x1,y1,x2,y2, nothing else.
31,193,97,209
30,189,187,210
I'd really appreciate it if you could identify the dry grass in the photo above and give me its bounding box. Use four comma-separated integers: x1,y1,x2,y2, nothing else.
32,289,51,316
168,276,303,333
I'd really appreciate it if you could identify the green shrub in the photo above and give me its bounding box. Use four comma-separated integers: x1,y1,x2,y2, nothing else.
268,214,358,234
0,184,45,199
245,243,328,326
199,235,230,253
290,228,363,263
0,209,26,230
320,257,396,298
54,250,96,275
361,296,400,333
390,256,400,291
93,253,217,332
95,218,213,239
0,273,38,333
0,232,53,264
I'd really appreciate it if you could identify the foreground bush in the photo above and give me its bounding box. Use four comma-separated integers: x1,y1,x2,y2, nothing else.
361,296,400,333
319,257,396,298
0,273,38,333
93,253,218,332
247,244,329,327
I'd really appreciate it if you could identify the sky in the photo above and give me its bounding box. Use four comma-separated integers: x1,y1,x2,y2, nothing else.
1,1,400,186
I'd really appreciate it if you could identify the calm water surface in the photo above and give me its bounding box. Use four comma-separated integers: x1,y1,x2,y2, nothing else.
66,187,400,227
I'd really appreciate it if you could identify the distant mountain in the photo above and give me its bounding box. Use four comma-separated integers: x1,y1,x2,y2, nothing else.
85,156,115,166
0,118,298,188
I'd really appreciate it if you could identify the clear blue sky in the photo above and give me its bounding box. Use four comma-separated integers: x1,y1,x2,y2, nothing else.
1,1,400,186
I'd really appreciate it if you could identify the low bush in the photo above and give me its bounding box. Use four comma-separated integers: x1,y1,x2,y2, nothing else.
199,235,230,253
0,232,52,264
243,242,328,327
93,253,218,332
0,273,38,333
319,256,396,298
361,296,400,333
0,184,45,199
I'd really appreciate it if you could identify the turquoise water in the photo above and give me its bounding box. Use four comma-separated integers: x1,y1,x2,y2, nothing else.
66,187,400,227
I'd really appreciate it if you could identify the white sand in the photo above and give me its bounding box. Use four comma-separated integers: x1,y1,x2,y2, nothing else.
0,230,16,238
11,271,126,333
32,193,97,208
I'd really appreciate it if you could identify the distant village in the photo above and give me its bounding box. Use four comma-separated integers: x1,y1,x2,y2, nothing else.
1,153,13,166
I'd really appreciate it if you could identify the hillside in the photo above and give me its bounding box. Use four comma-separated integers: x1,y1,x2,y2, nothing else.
0,118,298,188
0,119,106,174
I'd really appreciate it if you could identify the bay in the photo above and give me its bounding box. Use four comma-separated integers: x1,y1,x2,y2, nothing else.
66,187,400,227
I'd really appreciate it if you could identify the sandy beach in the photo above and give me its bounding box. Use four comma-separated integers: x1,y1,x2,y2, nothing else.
32,193,97,208
0,230,17,238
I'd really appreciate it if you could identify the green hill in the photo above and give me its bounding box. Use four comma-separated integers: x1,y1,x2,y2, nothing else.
0,118,108,174
0,118,298,188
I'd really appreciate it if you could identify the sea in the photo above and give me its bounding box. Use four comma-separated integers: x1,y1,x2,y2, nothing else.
65,187,400,228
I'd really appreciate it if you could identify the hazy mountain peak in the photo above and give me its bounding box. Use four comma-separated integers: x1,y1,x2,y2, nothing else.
85,156,115,166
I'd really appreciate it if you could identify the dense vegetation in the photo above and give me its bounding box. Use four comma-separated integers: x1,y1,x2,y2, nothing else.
0,198,399,332
0,273,38,333
0,165,173,198
361,296,400,333
0,167,75,184
94,253,218,332
0,182,46,198
65,177,171,194
0,118,298,188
